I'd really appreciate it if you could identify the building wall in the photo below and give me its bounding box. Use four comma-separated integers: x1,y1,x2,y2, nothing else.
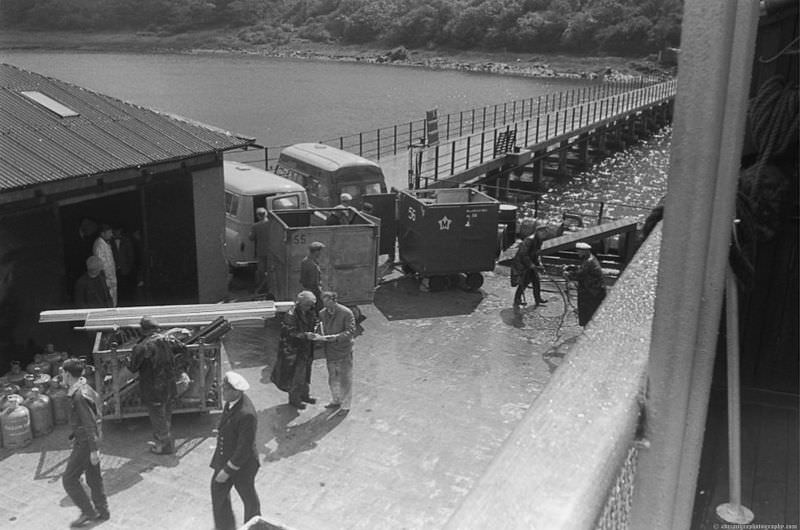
191,164,228,303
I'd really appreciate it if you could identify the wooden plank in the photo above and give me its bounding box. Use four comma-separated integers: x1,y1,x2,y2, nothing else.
40,300,294,324
541,218,639,255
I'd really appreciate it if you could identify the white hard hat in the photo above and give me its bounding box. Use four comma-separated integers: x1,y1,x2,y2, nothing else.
576,242,592,250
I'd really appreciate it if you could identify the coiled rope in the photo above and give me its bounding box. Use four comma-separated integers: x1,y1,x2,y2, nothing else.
746,75,798,172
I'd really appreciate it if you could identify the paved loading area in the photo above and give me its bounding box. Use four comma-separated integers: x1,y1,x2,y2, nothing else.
0,266,583,529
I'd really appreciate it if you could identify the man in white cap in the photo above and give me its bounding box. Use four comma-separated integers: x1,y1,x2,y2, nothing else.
211,371,261,530
565,242,607,326
335,192,355,224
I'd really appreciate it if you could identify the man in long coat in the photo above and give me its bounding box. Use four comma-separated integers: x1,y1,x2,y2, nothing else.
210,371,261,530
272,291,319,409
92,224,117,306
566,242,607,326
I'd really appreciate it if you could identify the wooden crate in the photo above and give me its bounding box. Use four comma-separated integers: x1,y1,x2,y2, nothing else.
92,331,223,420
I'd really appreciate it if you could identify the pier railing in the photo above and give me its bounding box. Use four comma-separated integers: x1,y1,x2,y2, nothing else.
413,78,677,187
231,76,668,169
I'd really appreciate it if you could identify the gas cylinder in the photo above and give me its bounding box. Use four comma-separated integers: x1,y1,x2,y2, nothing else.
23,388,53,437
31,367,51,391
48,377,70,425
1,394,33,449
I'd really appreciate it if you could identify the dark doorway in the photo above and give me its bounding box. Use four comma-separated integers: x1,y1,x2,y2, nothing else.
143,171,198,305
59,189,143,306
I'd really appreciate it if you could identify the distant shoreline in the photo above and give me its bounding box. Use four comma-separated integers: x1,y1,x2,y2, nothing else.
0,29,674,81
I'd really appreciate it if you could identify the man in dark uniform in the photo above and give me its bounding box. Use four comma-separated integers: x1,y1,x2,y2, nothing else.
61,358,109,527
510,226,549,307
300,241,325,311
211,371,261,530
566,242,607,326
130,316,186,454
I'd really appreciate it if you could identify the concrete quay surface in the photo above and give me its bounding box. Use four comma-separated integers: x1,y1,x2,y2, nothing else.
0,266,583,530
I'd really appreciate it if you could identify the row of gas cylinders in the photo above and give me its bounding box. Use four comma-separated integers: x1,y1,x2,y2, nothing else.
1,375,73,450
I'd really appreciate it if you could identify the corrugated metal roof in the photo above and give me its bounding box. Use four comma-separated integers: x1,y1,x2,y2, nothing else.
0,64,253,194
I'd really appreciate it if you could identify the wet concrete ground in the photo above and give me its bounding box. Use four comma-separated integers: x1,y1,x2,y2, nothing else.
0,264,583,530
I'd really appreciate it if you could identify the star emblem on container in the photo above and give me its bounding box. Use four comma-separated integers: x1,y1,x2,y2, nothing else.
438,216,452,230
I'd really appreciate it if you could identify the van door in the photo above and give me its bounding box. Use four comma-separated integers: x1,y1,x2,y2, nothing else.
363,192,398,256
224,191,252,267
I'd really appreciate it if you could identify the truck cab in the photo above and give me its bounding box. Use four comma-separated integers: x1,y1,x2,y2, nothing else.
223,160,309,269
274,143,387,208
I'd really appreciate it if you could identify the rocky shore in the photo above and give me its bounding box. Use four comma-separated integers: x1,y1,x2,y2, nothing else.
0,30,675,81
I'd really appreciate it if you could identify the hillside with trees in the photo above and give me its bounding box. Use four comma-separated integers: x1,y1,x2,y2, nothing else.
0,0,682,56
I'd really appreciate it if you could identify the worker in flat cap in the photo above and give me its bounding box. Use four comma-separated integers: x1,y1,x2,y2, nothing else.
300,241,325,312
74,256,113,309
210,371,261,530
565,242,607,327
271,290,320,409
129,316,187,454
511,222,549,308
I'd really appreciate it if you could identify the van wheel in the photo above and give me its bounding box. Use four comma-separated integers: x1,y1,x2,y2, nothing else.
465,272,484,291
428,275,449,292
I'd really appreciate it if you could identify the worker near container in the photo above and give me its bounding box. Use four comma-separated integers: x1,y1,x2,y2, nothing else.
511,225,549,307
129,316,186,455
300,241,325,312
565,242,607,327
273,290,319,409
210,371,261,530
92,223,118,307
249,207,270,294
74,256,113,309
336,192,356,224
316,291,355,415
61,358,110,527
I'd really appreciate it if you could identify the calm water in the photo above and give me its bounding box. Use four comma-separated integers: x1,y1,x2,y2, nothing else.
1,50,589,147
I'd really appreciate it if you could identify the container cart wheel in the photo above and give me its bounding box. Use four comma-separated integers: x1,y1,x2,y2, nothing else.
428,275,449,292
465,272,484,291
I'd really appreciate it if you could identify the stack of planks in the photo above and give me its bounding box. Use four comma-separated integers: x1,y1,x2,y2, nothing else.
40,300,295,331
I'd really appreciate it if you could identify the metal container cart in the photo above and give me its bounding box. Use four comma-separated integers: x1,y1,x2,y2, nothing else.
91,326,224,420
397,188,500,291
266,208,381,310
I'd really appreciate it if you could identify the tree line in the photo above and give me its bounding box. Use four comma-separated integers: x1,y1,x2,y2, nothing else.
1,0,682,56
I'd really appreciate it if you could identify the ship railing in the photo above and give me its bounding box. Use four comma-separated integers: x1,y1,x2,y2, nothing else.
444,223,662,530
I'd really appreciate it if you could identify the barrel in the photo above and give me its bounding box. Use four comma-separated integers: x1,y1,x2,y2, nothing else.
49,378,70,425
24,388,53,437
498,204,519,251
1,395,33,449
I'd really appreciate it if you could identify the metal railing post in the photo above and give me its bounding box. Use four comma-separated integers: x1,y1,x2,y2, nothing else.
434,145,439,182
535,116,540,143
450,141,456,175
359,132,363,156
480,132,485,164
376,129,381,159
465,136,471,169
393,125,398,155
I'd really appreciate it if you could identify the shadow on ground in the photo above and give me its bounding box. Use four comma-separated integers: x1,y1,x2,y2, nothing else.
373,276,484,321
256,404,345,463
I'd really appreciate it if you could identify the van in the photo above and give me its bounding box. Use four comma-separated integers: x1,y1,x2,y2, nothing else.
274,143,387,208
223,160,309,268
